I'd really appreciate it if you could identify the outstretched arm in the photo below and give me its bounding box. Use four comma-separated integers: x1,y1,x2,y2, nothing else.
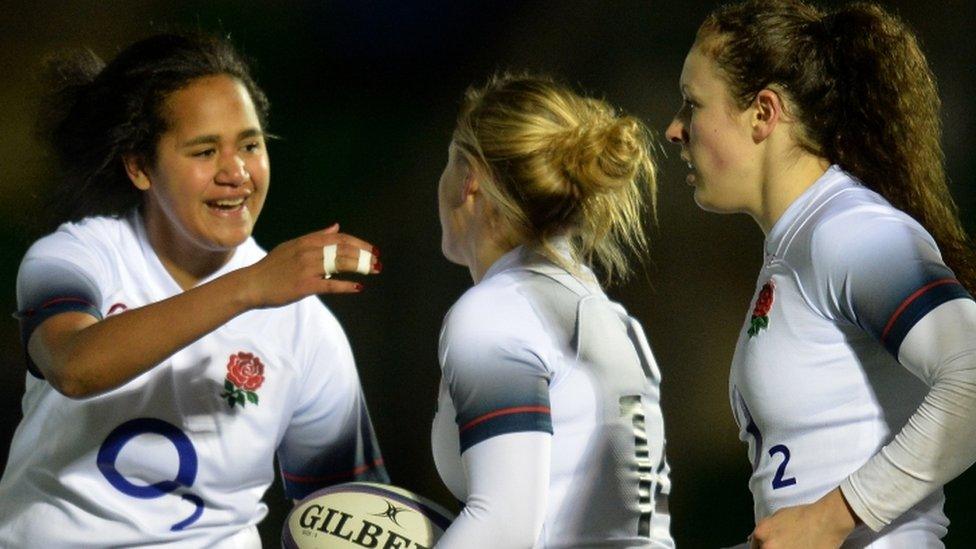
26,225,378,398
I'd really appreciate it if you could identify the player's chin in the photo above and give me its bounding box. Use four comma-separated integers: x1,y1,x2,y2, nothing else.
205,227,253,251
440,241,466,268
692,188,718,213
692,189,738,215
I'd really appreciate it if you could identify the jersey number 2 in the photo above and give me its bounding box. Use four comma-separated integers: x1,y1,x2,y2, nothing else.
768,444,797,489
736,391,797,491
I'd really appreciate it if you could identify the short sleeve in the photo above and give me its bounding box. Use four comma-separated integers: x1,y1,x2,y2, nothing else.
276,301,387,500
440,299,553,455
15,230,108,377
811,210,972,357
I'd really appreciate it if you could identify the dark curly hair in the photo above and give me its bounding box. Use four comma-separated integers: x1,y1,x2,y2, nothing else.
38,32,269,224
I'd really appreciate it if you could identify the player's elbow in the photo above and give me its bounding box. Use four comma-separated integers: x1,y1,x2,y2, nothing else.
456,497,545,548
47,371,96,399
44,359,103,399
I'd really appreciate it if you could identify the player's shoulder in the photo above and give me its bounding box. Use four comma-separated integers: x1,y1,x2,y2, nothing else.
809,196,934,267
446,270,542,337
25,214,135,261
784,171,935,266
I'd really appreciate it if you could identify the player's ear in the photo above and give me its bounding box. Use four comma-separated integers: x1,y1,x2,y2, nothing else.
751,88,783,143
122,154,152,191
461,167,480,203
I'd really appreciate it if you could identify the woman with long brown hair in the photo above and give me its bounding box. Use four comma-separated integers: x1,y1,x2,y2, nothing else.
666,1,976,547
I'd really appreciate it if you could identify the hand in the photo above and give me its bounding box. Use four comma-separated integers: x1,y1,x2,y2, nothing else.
750,488,858,549
237,223,380,308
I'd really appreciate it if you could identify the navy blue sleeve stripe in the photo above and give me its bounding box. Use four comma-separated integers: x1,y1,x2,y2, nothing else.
16,297,102,379
458,407,552,453
881,278,973,356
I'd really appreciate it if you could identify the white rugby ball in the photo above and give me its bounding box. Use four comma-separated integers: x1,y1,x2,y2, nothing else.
282,482,455,549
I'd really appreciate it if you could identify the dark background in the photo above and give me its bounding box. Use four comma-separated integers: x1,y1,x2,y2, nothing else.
2,1,973,547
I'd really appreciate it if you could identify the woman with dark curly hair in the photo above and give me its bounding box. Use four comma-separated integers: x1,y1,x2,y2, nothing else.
666,1,976,547
0,33,387,547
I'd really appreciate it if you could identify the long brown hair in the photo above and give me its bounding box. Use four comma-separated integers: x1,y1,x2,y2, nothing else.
697,0,976,293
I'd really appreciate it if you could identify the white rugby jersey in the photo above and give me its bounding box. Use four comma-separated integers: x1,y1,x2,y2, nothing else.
432,246,674,548
0,210,387,548
731,166,972,547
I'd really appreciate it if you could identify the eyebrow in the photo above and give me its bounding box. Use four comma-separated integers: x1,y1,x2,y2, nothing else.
180,128,265,148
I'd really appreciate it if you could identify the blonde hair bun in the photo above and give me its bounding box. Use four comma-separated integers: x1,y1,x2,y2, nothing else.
453,73,656,283
555,114,649,199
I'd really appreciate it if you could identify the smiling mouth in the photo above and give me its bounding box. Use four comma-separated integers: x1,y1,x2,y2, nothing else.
206,197,247,212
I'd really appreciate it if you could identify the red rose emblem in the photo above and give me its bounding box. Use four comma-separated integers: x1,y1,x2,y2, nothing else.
220,352,265,408
227,352,265,391
752,282,775,317
748,281,775,337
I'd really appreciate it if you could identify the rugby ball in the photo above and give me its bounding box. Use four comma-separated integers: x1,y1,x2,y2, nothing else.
282,482,455,548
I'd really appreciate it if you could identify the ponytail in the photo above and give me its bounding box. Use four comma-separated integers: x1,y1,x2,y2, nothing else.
819,4,976,293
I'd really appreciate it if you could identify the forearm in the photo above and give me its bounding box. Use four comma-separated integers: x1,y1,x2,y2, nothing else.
32,267,255,397
842,299,976,530
437,432,550,548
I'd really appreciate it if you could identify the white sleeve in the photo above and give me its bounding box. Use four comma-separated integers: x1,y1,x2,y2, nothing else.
276,301,387,499
436,431,550,549
840,297,976,531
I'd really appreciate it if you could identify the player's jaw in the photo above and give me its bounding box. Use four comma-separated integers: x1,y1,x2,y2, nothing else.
195,184,266,249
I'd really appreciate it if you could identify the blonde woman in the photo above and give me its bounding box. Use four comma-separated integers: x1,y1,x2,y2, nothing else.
431,74,674,548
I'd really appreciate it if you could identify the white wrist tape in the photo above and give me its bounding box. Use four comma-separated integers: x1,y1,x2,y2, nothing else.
322,244,338,279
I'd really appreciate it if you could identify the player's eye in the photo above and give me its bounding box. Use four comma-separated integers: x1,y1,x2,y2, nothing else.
242,141,263,154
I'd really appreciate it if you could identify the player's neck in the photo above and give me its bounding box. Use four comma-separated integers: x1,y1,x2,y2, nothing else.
142,212,235,291
467,235,516,285
755,151,831,235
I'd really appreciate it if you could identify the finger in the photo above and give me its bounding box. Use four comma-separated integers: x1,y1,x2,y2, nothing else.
321,244,379,277
332,248,381,275
315,280,364,294
322,223,340,234
322,243,339,279
319,232,379,258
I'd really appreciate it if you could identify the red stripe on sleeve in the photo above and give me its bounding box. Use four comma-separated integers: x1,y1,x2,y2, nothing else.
881,278,958,341
41,297,96,309
281,458,385,484
460,406,551,433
